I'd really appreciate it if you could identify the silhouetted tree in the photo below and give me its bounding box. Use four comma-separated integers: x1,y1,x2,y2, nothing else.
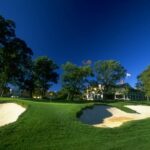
33,56,59,98
0,15,15,46
0,15,33,96
0,38,33,96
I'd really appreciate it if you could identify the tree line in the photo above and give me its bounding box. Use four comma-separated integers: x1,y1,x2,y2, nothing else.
0,15,150,100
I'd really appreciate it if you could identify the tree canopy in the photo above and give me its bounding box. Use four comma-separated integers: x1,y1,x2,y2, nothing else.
62,62,93,100
0,15,15,46
137,66,150,97
0,15,33,96
33,56,59,98
94,60,127,95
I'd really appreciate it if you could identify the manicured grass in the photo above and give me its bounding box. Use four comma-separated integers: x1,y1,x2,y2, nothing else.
1,98,150,150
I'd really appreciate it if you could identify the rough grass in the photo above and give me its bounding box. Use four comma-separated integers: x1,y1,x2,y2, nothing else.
0,98,150,150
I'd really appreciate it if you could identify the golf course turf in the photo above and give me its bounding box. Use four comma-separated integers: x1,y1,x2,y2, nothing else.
1,98,150,150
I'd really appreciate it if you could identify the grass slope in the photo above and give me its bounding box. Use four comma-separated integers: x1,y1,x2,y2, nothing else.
0,98,150,150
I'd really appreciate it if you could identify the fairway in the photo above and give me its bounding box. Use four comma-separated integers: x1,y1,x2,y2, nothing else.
1,99,150,150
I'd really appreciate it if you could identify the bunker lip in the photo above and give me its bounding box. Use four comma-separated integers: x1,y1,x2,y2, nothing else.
0,103,26,127
94,105,150,128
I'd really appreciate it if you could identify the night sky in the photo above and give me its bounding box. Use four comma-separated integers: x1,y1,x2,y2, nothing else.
0,0,150,91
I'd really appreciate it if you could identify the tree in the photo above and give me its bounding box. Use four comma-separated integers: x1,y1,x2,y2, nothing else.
94,60,126,98
19,64,34,98
0,15,15,46
0,15,33,96
62,62,93,100
33,56,59,98
137,66,150,100
56,88,69,100
0,37,33,96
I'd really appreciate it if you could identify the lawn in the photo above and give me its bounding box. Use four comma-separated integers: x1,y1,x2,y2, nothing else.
0,98,150,150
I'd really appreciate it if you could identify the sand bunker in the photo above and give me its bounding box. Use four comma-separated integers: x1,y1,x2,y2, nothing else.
0,103,26,127
94,105,150,128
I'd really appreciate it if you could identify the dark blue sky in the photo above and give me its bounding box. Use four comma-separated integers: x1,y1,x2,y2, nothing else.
0,0,150,91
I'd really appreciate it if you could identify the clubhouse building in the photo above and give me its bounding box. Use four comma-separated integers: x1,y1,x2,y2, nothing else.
84,83,146,101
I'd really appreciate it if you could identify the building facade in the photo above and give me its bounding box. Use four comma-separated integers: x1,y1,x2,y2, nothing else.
84,84,146,101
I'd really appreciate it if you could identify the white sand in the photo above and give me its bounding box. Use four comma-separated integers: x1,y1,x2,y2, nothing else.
0,103,26,127
93,105,150,128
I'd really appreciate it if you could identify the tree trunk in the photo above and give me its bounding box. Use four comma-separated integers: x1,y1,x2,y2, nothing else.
1,89,4,97
67,92,70,101
147,96,149,101
67,92,74,101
